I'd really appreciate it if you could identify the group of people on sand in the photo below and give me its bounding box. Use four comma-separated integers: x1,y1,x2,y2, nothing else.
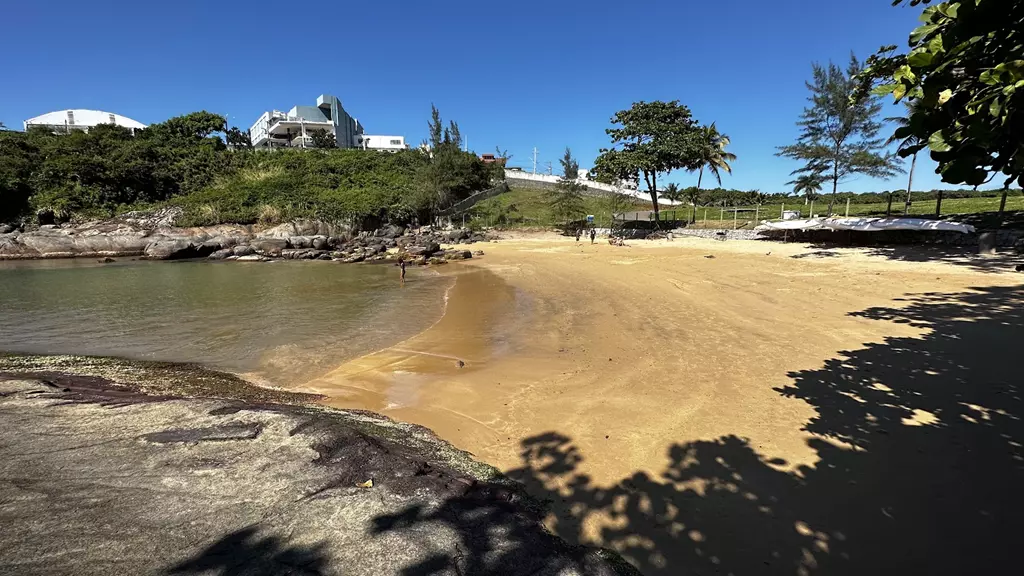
575,228,597,244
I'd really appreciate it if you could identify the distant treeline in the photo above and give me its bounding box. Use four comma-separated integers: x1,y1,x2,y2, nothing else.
0,110,496,226
677,187,1022,207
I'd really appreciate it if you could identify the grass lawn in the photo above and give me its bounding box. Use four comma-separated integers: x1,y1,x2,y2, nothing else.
469,187,1024,230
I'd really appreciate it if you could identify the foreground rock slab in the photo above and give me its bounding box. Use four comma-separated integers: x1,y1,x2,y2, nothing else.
0,357,627,576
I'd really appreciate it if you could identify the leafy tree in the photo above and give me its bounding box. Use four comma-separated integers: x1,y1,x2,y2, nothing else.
413,106,489,215
788,173,825,205
225,127,252,150
693,122,736,198
885,101,924,214
550,147,586,226
777,55,902,214
310,129,336,149
682,186,705,223
860,0,1023,188
593,100,702,225
150,111,226,141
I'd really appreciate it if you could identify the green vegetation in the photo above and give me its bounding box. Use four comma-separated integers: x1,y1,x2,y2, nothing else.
862,0,1024,188
468,187,646,229
777,55,902,214
0,108,492,227
550,148,586,226
592,101,706,223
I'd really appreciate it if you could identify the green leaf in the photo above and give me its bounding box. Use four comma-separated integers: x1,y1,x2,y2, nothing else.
910,24,939,44
871,83,899,97
928,130,952,152
990,99,1002,117
907,51,934,67
927,35,944,54
893,83,908,100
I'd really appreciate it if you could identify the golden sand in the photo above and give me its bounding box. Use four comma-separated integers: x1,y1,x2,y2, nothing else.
296,232,1019,484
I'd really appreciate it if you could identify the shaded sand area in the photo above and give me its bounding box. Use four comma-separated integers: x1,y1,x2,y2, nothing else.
298,232,1024,575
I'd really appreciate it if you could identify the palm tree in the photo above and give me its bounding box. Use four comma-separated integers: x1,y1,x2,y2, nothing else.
788,174,824,205
661,183,683,204
693,123,736,202
886,101,923,215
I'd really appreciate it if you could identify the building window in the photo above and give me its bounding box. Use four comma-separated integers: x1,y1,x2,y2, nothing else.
390,139,402,146
67,111,75,125
109,114,116,124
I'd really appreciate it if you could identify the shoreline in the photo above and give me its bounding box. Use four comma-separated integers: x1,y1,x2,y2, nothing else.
287,232,1022,483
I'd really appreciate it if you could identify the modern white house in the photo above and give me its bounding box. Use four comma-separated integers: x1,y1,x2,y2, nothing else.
248,94,407,151
24,109,147,133
356,134,408,151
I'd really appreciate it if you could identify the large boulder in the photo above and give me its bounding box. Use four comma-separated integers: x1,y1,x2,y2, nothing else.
287,236,312,249
0,224,13,235
446,229,470,242
407,242,441,257
144,240,207,260
208,248,233,260
253,239,287,257
444,249,473,261
232,245,255,257
311,236,329,250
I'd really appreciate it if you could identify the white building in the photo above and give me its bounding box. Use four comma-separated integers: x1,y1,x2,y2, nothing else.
24,109,146,133
356,134,408,151
248,94,407,151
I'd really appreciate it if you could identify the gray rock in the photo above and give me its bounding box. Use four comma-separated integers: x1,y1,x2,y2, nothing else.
144,239,197,260
0,365,622,576
312,236,329,250
0,224,13,234
232,244,255,257
473,250,485,256
253,239,287,257
288,236,312,249
208,248,233,260
236,254,265,261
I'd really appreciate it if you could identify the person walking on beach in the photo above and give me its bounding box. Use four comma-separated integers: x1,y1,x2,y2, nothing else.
399,258,406,284
590,228,596,244
575,229,582,243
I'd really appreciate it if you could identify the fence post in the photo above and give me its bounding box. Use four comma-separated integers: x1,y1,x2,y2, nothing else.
781,203,785,219
810,200,814,218
845,198,850,217
935,190,943,216
703,208,707,227
886,193,893,217
733,208,738,230
720,206,724,221
755,205,759,223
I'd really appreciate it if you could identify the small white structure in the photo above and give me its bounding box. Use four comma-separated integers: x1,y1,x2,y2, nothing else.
24,109,146,133
357,135,408,151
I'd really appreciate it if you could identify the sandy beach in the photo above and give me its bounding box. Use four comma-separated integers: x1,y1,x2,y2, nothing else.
295,232,1023,574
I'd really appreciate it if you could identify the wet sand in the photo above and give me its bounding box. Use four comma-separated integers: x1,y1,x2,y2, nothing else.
296,232,1021,485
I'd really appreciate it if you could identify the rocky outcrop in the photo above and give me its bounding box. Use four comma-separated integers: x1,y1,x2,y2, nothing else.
1,208,496,265
0,355,627,576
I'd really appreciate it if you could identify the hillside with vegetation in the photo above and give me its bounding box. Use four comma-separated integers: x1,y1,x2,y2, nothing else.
0,108,495,228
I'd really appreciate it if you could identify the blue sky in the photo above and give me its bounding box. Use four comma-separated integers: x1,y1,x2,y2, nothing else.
1,0,955,192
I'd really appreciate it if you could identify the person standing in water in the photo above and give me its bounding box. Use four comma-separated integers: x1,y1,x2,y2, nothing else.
399,258,407,284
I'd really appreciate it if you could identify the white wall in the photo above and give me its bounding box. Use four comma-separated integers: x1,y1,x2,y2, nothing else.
504,170,680,205
359,135,407,151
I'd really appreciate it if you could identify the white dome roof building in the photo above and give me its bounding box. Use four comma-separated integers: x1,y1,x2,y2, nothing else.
24,109,147,133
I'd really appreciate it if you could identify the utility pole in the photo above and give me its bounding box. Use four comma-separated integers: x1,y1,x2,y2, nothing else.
532,147,538,175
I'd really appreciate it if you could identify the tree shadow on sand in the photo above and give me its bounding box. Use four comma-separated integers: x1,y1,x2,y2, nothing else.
165,526,329,576
374,285,1024,575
